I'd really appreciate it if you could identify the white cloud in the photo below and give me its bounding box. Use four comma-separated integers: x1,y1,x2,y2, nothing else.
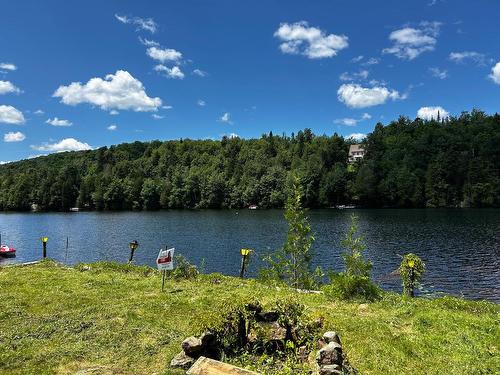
0,105,25,124
339,70,369,81
334,112,371,126
0,80,21,94
429,67,448,79
138,37,159,47
0,63,17,71
417,106,450,120
346,133,366,141
31,138,92,152
363,57,380,66
489,62,500,84
334,118,358,126
197,99,206,107
162,105,173,110
34,109,44,115
152,114,164,119
53,70,162,112
109,110,119,115
219,112,232,124
274,21,348,59
337,84,403,108
351,55,364,63
46,117,72,127
4,131,25,142
449,51,488,65
147,47,182,63
114,14,157,33
193,69,207,77
383,22,440,60
107,124,117,131
154,64,185,79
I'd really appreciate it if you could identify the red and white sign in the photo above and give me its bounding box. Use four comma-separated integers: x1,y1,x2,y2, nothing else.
156,248,174,271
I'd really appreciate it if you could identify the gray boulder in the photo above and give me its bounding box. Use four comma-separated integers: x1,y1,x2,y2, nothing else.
323,331,341,345
170,351,195,369
182,336,203,356
316,342,343,366
319,364,342,375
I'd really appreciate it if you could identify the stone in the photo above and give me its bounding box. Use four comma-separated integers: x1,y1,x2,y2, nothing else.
322,331,341,345
182,336,203,356
316,342,343,366
269,322,287,341
319,364,342,375
170,351,195,369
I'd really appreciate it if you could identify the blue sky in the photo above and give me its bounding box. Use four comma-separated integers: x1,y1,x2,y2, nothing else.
1,0,499,162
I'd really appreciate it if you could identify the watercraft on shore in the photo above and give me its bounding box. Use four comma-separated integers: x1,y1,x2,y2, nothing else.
0,245,16,257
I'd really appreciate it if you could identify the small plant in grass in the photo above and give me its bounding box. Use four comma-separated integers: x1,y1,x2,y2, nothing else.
399,253,425,297
169,255,199,280
259,175,322,290
323,215,380,301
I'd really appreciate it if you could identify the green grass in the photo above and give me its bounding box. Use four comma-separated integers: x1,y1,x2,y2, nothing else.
0,260,498,375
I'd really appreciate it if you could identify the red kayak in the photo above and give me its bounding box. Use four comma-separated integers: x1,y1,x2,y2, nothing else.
0,245,16,257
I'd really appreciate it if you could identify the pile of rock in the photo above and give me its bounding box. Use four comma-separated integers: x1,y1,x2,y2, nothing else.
316,331,345,375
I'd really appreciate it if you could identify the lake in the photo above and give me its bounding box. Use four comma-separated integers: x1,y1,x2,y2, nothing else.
0,209,498,302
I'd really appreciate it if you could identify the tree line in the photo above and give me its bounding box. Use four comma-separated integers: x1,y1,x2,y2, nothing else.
0,109,498,211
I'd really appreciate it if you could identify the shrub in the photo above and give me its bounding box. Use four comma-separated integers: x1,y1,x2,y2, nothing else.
168,255,199,280
399,253,425,297
322,272,380,301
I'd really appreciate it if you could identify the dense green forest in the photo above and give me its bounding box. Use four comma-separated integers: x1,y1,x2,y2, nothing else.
0,110,499,211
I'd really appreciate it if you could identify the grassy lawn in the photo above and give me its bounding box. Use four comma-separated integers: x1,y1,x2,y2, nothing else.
0,261,498,375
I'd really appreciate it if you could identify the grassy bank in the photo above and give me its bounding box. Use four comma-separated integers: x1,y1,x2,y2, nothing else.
0,261,498,375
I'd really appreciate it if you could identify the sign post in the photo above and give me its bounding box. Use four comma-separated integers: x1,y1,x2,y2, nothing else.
239,248,251,278
41,236,49,259
157,247,174,291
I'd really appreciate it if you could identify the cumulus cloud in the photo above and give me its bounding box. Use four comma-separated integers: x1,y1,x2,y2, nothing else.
193,69,207,77
346,133,367,141
0,80,21,95
0,105,25,124
337,84,404,108
0,63,17,71
489,62,500,84
34,109,44,115
339,70,369,81
4,131,25,142
197,99,206,107
152,114,164,119
219,112,232,124
53,70,162,112
147,47,182,63
107,124,117,131
429,67,448,79
46,117,72,127
274,21,348,59
31,138,92,152
383,22,440,60
449,51,487,65
417,106,450,120
154,64,185,79
114,14,157,33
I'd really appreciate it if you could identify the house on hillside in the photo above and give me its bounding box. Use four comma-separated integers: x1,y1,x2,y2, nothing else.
348,144,365,163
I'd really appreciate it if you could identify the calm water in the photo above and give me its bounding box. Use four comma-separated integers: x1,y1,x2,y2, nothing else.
0,209,499,302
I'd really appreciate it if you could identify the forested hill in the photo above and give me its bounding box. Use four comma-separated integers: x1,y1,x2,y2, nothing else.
1,110,499,211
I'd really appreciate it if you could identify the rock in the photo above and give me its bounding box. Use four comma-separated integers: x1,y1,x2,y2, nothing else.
170,351,195,369
256,311,279,322
319,364,342,375
358,303,369,313
182,336,203,356
322,331,341,345
316,342,343,366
